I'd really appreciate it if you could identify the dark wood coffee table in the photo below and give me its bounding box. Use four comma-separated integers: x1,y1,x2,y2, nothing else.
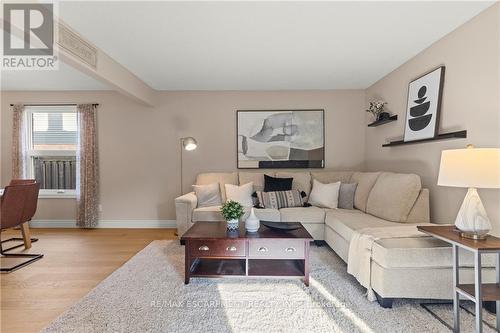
181,221,313,286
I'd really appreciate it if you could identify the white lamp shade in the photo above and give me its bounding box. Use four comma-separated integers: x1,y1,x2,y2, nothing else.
437,148,500,188
182,137,197,151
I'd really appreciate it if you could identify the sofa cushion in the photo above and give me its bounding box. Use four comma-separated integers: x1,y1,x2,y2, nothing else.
243,207,280,222
264,175,293,192
350,172,381,212
406,189,430,223
192,183,222,208
192,206,281,222
225,182,254,207
276,172,312,199
366,172,421,222
196,172,238,202
239,172,274,192
256,190,303,209
372,237,496,269
280,206,326,224
325,209,395,242
192,206,223,222
338,183,357,210
308,179,340,209
311,171,353,184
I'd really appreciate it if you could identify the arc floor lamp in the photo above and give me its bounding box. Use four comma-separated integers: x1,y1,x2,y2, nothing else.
180,137,198,194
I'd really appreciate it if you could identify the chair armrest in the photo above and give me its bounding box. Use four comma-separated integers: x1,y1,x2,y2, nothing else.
175,192,197,236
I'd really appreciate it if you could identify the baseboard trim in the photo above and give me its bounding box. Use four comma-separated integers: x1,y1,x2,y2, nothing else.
29,219,177,228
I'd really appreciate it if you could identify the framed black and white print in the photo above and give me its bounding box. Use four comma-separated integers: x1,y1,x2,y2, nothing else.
237,109,325,169
404,66,445,142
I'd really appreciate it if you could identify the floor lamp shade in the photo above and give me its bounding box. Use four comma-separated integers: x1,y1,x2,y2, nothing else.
182,137,198,151
437,147,500,239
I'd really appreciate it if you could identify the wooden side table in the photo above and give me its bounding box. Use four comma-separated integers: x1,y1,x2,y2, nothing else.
418,225,500,333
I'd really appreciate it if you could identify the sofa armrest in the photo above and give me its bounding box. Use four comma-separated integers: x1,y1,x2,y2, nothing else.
406,188,430,223
175,192,197,237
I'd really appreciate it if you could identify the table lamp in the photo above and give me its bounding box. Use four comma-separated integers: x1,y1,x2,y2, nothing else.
437,145,500,239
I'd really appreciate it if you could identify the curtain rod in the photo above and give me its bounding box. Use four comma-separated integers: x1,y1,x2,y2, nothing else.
9,103,99,106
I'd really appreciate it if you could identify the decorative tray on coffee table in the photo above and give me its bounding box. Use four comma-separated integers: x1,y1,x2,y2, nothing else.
261,221,302,231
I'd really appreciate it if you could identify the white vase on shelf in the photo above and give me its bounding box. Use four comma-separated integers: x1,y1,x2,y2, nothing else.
245,208,260,233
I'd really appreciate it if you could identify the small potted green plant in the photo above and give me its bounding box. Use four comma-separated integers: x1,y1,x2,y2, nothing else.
220,200,244,230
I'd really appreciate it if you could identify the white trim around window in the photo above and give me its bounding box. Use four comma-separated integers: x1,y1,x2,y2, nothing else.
39,189,77,198
0,189,76,198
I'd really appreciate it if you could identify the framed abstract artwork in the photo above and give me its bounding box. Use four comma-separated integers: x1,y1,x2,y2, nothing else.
404,66,445,142
237,109,325,169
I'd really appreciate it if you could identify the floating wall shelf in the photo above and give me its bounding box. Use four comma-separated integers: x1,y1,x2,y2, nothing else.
368,115,398,127
382,130,467,147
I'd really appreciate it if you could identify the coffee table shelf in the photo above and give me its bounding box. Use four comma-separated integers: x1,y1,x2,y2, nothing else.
248,259,305,277
190,258,246,276
181,221,313,286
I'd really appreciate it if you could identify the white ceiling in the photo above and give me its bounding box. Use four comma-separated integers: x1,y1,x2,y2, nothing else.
2,1,495,91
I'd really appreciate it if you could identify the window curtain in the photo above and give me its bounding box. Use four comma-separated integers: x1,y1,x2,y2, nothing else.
76,104,99,228
12,104,27,179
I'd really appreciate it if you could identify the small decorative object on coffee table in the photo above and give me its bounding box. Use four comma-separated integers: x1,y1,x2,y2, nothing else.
181,221,313,286
245,207,260,233
220,200,244,231
261,221,302,231
418,225,500,333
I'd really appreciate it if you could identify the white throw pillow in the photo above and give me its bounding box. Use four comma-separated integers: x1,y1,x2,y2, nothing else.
193,182,222,208
225,182,254,207
308,179,341,209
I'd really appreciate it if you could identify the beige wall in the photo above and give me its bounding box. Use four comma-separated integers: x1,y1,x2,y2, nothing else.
0,90,366,221
2,5,498,229
365,4,500,234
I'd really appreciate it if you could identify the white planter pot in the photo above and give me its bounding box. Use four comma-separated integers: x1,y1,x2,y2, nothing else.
226,218,239,231
245,208,260,233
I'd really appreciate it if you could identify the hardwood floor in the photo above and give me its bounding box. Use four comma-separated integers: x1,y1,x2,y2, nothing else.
1,228,177,333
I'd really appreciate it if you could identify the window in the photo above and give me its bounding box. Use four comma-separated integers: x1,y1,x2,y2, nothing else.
24,105,78,198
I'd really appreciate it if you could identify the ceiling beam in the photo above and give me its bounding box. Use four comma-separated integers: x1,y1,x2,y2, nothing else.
56,21,157,106
1,15,157,106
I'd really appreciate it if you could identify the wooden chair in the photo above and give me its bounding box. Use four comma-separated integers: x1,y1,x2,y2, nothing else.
0,182,43,273
1,179,40,251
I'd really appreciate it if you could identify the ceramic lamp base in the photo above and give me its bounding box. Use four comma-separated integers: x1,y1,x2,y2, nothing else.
455,188,491,239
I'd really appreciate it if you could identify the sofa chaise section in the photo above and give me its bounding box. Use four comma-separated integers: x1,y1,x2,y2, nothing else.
324,171,497,307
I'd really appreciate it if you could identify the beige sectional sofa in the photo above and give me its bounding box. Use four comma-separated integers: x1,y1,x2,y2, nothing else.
175,170,496,307
175,170,428,238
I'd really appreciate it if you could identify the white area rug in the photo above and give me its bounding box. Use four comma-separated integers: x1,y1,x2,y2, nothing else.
42,241,496,333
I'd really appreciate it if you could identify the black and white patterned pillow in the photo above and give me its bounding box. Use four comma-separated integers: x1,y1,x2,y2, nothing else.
256,190,303,209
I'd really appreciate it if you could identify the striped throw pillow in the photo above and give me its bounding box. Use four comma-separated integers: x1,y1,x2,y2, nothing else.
256,190,303,209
